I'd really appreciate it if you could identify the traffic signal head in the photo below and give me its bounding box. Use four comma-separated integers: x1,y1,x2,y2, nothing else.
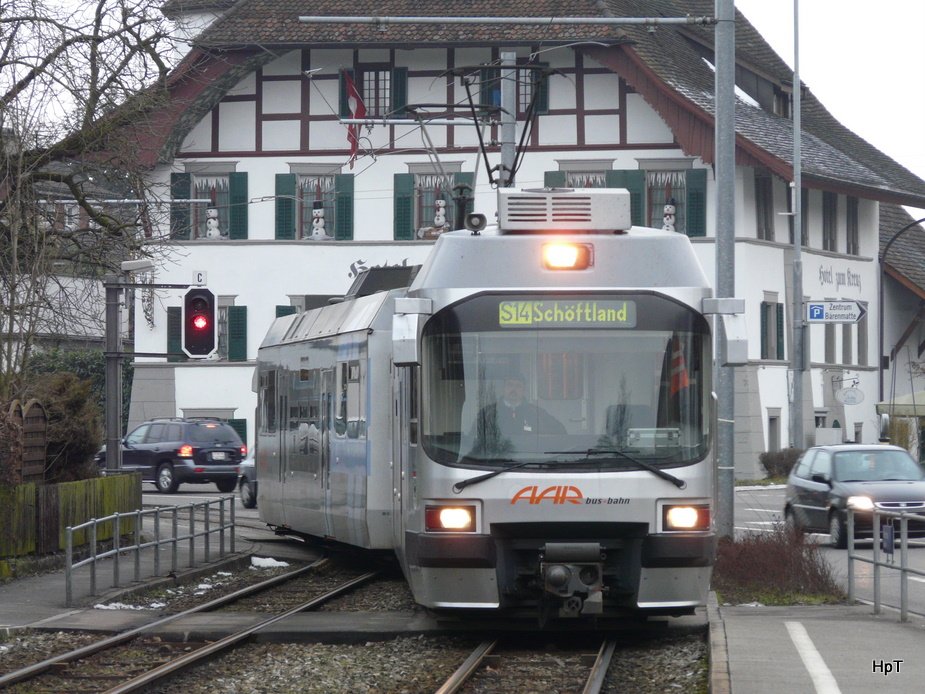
182,287,216,357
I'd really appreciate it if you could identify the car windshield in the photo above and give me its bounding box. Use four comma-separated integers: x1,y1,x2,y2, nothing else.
189,423,241,445
832,450,925,482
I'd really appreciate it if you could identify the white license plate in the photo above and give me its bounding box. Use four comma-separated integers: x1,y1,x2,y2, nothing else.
211,451,227,461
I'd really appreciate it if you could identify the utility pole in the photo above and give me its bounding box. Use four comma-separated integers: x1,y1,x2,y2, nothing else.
499,51,517,187
714,0,736,539
103,274,124,472
791,0,805,449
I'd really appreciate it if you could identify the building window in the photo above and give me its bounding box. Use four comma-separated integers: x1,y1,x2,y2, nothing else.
361,68,391,116
192,174,229,239
825,323,835,363
755,172,774,241
787,186,809,246
760,300,785,360
646,170,688,232
846,196,859,255
822,192,837,252
340,67,407,119
298,174,336,240
478,62,549,117
842,323,853,364
275,171,353,241
170,170,247,240
413,173,454,239
393,170,474,240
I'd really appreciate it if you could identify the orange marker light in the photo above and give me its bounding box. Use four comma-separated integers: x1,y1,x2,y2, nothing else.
542,242,592,270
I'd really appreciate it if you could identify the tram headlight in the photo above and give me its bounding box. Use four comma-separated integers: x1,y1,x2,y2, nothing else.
425,505,476,532
542,242,593,270
663,504,711,531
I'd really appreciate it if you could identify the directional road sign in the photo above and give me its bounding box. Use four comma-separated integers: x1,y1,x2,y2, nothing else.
806,300,867,324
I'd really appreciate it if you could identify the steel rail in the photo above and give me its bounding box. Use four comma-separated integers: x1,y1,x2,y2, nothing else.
104,570,380,693
434,640,497,694
0,559,326,688
583,640,617,694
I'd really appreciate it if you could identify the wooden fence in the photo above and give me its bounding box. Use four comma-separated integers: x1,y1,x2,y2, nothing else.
0,473,142,577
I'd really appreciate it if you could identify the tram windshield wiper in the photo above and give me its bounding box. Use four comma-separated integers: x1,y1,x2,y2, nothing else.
453,459,544,493
544,447,686,489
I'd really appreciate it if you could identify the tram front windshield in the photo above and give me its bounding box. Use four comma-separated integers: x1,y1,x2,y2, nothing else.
421,294,711,471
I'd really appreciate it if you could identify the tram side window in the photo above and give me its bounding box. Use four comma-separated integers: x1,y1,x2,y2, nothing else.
336,360,365,439
409,366,419,445
260,370,277,433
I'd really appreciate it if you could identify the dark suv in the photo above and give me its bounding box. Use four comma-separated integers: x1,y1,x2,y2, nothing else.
96,418,246,493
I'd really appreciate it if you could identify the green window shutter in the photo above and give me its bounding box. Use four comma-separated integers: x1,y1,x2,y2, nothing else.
275,173,296,240
391,67,408,116
227,418,248,448
339,69,354,118
334,174,354,240
167,307,185,362
394,173,414,240
545,171,567,187
759,302,769,359
170,173,191,240
228,306,248,362
228,172,248,239
776,303,785,360
276,305,297,318
606,170,645,226
685,169,707,237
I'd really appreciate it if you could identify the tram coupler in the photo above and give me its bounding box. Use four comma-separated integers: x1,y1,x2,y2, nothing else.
540,542,605,616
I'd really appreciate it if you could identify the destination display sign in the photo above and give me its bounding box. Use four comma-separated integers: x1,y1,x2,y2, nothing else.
498,300,637,328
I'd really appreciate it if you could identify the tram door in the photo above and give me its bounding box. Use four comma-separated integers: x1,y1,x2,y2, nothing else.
391,365,410,551
320,368,335,538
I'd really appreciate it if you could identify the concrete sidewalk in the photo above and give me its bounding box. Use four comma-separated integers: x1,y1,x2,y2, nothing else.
711,598,925,693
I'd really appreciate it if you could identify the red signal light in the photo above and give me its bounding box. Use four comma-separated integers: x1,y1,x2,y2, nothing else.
192,314,209,330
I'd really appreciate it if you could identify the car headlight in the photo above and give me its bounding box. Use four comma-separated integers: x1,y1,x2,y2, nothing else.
847,496,874,511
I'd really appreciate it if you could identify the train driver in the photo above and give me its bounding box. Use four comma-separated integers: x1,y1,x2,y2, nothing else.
470,374,565,453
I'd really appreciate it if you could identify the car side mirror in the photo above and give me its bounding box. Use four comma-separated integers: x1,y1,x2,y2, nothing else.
811,473,831,486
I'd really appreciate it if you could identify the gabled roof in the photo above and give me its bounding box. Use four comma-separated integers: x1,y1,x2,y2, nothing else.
880,205,925,299
132,1,925,210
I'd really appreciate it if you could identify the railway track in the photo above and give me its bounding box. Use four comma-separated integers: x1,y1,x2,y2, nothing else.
436,637,617,694
0,559,378,693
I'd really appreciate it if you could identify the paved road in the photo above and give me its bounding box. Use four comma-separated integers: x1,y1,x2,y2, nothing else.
734,485,925,616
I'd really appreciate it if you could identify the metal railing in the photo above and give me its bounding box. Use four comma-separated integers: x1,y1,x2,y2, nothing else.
847,507,925,622
65,497,236,607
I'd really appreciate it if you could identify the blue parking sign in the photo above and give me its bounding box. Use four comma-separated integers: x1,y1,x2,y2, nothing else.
808,304,824,320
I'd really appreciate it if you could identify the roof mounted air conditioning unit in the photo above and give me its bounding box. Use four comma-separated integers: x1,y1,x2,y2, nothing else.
497,187,633,234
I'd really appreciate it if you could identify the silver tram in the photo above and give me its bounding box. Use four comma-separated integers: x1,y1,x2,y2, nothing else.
256,187,719,621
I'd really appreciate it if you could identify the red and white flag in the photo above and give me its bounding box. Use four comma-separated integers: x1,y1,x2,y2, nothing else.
343,70,366,170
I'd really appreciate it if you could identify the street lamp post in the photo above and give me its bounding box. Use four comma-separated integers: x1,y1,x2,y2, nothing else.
879,217,925,403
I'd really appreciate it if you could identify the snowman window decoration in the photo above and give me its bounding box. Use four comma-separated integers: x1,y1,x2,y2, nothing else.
309,200,334,241
416,198,450,240
662,198,677,233
205,207,223,239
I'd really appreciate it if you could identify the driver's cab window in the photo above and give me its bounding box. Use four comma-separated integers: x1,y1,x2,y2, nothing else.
125,425,149,445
